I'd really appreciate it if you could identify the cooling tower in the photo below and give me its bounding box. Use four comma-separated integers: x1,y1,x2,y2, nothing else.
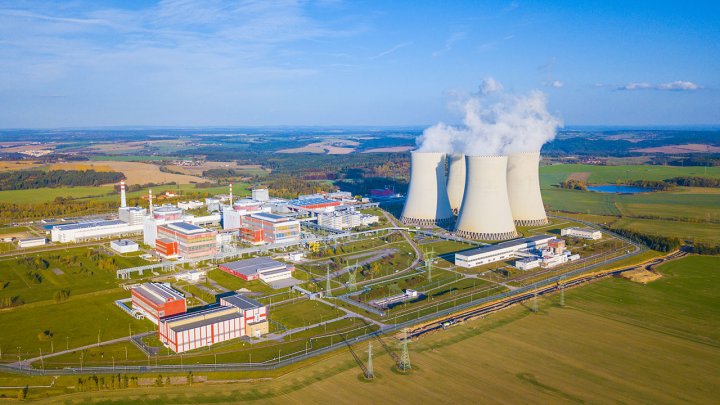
507,152,548,226
455,155,518,240
401,152,454,226
446,153,466,214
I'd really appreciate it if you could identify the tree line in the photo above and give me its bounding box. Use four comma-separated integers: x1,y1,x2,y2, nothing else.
610,227,681,252
0,170,124,190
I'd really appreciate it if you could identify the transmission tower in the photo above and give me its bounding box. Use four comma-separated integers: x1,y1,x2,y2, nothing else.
560,283,565,307
424,247,435,282
325,264,332,297
365,342,374,380
398,328,411,372
531,292,539,313
347,268,357,292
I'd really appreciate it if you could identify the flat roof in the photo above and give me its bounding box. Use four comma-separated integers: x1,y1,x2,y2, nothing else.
112,239,138,246
221,293,263,310
19,237,45,242
133,283,184,305
53,219,126,231
250,212,287,222
457,235,554,258
289,198,338,207
163,306,240,332
220,256,287,277
565,227,598,232
163,221,208,234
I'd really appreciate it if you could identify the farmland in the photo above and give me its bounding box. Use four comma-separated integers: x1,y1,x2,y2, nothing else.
50,161,205,185
9,255,717,403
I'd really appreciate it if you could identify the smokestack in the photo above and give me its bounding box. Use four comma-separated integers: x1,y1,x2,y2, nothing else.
401,152,454,226
507,152,548,226
148,188,153,215
446,154,466,214
120,180,127,208
455,155,518,240
229,183,233,205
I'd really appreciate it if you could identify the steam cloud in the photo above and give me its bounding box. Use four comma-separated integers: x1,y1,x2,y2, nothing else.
416,77,562,155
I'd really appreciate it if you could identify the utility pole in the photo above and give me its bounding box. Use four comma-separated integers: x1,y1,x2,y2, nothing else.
325,264,332,297
39,348,44,371
366,342,374,380
560,283,565,307
399,328,411,372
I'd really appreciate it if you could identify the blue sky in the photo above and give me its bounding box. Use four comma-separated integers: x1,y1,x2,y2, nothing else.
0,0,718,128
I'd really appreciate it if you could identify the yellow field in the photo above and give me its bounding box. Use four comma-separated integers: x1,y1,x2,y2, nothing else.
50,161,205,185
49,163,114,172
0,160,43,172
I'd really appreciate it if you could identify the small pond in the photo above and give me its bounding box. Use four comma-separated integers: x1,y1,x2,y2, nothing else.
587,185,652,194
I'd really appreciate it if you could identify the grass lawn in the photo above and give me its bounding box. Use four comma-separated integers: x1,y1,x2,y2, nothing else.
269,299,344,330
614,217,720,244
2,255,718,403
0,246,145,304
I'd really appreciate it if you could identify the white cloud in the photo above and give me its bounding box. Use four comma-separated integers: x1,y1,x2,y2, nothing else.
432,30,467,57
370,41,413,60
658,80,699,90
545,80,564,88
619,81,699,91
480,77,504,94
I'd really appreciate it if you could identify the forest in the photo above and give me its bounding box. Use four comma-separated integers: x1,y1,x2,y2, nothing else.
0,169,123,190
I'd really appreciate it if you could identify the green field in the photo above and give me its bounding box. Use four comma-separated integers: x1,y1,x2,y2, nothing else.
88,155,178,162
11,254,717,403
614,217,720,244
539,163,720,188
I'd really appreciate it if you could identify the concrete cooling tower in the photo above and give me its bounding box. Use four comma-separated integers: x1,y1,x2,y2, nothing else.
507,152,548,226
455,155,518,240
401,151,454,226
446,153,466,214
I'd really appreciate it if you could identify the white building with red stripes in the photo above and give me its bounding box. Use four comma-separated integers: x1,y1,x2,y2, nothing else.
158,293,268,353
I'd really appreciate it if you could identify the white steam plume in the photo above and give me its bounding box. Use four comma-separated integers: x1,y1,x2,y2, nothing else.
416,77,562,155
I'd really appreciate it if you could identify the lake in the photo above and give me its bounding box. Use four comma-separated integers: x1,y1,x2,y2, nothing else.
587,185,652,194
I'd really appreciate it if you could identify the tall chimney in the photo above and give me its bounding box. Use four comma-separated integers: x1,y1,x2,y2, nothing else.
148,188,153,215
120,180,127,208
229,183,233,205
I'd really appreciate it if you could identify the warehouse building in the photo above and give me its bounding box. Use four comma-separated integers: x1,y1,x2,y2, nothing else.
131,283,187,324
561,227,602,240
454,235,554,268
158,293,268,353
51,219,143,243
219,257,294,283
156,222,217,259
18,237,46,248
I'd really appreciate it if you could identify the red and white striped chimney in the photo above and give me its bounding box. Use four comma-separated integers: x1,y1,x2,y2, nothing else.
120,180,127,208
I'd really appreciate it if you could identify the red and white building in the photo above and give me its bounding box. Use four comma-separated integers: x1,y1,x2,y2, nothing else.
131,283,187,324
288,197,341,212
239,213,300,244
156,221,217,259
158,293,268,353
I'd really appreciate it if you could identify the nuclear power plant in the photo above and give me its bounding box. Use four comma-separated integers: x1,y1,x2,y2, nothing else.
400,152,454,226
401,150,547,240
507,152,548,226
446,154,466,214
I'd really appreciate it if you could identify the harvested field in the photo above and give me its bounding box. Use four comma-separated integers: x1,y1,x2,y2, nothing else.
277,140,358,154
362,146,414,153
631,143,720,154
86,140,190,154
50,161,205,185
167,162,269,177
49,163,114,172
565,172,591,182
0,160,43,172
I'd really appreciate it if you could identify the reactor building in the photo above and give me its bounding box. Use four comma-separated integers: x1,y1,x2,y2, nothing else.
400,151,454,226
